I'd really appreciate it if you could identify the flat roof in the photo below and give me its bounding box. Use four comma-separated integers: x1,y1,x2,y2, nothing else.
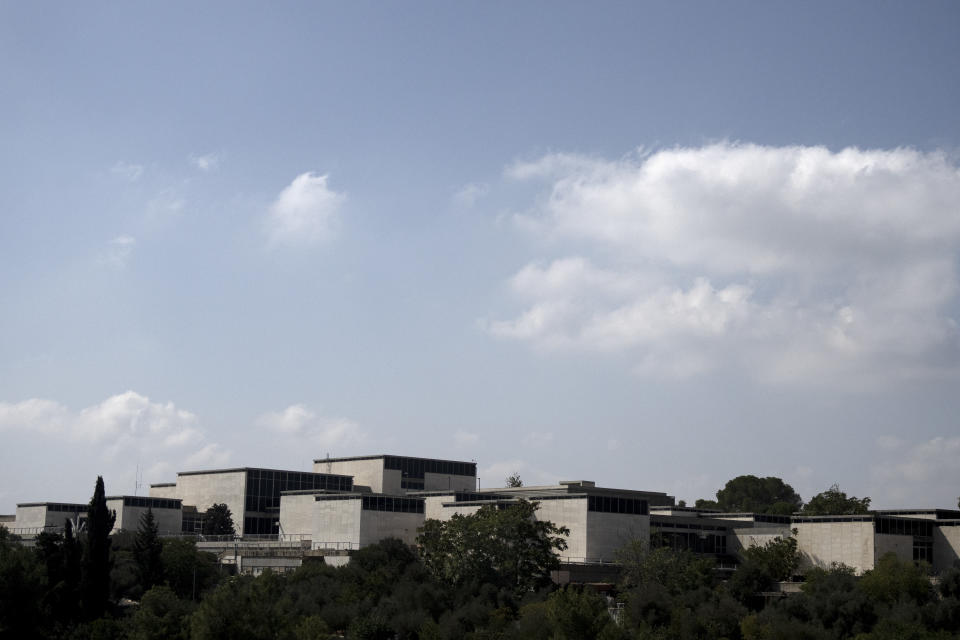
488,484,673,500
875,508,960,518
177,466,352,478
312,454,476,465
17,502,87,508
106,495,182,503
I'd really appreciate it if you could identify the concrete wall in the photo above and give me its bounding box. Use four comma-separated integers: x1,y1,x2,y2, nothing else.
149,485,179,500
382,469,402,495
279,493,317,537
107,500,182,535
14,505,86,530
438,504,485,518
174,471,247,535
933,525,960,572
731,527,792,556
585,512,649,562
535,498,588,561
874,534,913,566
312,499,362,548
794,521,875,574
359,509,425,546
314,459,385,492
423,494,455,521
424,472,474,492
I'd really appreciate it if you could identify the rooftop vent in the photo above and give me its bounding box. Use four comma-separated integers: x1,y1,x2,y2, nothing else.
559,480,595,488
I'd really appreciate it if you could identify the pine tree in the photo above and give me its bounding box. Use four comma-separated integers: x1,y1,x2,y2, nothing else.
80,476,115,620
134,507,163,592
60,518,82,624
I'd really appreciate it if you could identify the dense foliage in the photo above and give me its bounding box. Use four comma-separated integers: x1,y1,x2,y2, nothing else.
2,480,959,639
417,499,569,597
802,484,872,515
696,475,804,515
201,504,235,537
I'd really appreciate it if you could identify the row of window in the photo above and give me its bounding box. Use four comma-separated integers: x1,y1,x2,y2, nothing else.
753,514,791,524
875,517,933,538
121,496,180,510
244,516,277,535
182,511,201,533
245,470,353,513
914,541,933,563
651,519,727,532
453,491,509,503
653,531,728,555
44,503,87,513
587,495,649,515
361,496,425,514
384,456,476,479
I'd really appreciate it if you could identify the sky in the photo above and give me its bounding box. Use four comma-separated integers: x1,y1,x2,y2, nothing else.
1,2,959,514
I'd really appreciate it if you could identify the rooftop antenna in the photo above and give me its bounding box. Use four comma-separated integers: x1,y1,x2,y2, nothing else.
134,463,143,496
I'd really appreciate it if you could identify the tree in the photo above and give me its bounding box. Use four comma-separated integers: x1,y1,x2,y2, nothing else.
417,499,569,597
859,552,934,605
0,524,47,637
128,584,195,640
506,473,523,488
161,538,220,600
80,476,116,620
616,538,715,595
135,507,164,592
729,535,800,605
801,483,871,515
704,475,803,514
201,503,235,537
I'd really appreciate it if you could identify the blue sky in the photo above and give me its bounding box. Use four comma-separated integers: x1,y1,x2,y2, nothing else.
2,2,959,513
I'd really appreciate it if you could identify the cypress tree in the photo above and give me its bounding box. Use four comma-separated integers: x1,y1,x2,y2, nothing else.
80,476,115,620
134,507,163,592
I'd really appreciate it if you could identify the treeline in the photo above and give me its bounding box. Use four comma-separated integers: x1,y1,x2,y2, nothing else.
2,477,960,639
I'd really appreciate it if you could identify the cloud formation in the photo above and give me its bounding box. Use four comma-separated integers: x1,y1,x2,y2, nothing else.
99,235,136,269
265,173,345,247
0,392,230,497
872,435,960,507
189,153,220,171
453,182,489,208
111,161,143,181
490,143,960,386
256,403,367,452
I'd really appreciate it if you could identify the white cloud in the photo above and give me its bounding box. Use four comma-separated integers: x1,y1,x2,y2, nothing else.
873,435,960,507
265,172,345,247
256,403,367,452
453,182,489,207
0,391,230,492
490,143,960,386
99,235,136,269
111,161,143,181
875,435,904,451
190,153,220,172
454,430,479,448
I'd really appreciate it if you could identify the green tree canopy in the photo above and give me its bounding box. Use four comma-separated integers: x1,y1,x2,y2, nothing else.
201,503,235,537
80,476,116,621
616,538,715,595
801,484,871,516
417,499,569,597
702,475,803,515
506,473,523,488
135,507,164,592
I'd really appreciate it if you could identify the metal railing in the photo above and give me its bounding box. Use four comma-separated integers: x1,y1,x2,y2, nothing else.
557,556,620,565
311,541,360,551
